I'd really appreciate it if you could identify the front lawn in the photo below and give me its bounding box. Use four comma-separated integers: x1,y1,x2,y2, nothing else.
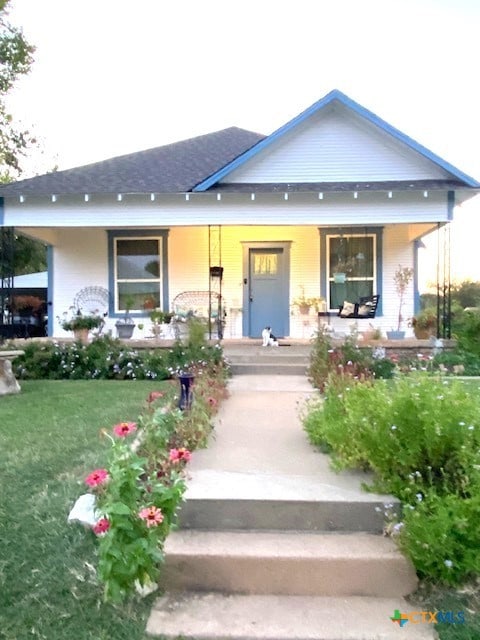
0,380,170,640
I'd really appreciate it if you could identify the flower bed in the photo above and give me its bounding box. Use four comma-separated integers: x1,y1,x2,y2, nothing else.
70,359,228,602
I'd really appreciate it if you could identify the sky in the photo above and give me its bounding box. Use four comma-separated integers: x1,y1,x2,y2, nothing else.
4,0,480,287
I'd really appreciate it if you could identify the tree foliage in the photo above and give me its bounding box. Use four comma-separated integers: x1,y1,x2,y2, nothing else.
0,0,35,180
14,234,46,275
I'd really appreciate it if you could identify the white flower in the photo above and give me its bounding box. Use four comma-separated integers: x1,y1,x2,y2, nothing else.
459,421,466,426
444,559,453,568
416,493,423,502
391,425,397,431
469,425,475,431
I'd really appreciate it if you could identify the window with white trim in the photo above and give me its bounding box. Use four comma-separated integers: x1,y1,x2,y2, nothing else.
113,236,163,313
327,234,376,310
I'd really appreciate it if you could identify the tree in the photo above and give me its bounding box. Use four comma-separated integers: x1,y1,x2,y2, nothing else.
0,0,35,181
13,234,46,275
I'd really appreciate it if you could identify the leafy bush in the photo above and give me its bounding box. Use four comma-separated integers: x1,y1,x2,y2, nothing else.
11,335,227,381
304,372,480,584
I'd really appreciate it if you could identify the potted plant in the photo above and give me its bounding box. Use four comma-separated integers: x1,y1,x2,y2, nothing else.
293,287,324,315
332,257,356,284
386,265,414,340
115,295,136,339
10,295,44,316
149,309,174,338
60,308,104,342
142,295,157,311
409,307,437,339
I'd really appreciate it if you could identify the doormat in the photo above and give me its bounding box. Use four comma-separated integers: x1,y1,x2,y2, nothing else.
279,343,291,347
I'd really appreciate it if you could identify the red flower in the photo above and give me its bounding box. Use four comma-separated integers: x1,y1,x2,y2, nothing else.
113,421,137,437
147,391,165,403
138,506,164,527
93,518,110,535
169,447,192,463
85,468,109,487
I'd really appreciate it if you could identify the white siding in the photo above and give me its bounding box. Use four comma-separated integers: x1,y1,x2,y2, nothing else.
51,225,321,338
54,229,109,336
6,190,451,230
220,106,451,183
50,223,420,339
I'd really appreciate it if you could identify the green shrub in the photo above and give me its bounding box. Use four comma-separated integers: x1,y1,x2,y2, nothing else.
399,488,480,584
304,372,480,585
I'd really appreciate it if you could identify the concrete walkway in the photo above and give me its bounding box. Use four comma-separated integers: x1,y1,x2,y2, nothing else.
184,374,390,510
147,374,436,639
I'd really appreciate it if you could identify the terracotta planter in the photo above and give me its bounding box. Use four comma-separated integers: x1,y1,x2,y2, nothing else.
73,328,89,343
299,304,311,315
414,327,435,339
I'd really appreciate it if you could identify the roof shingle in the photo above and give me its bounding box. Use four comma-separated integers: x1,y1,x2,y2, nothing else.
0,127,265,197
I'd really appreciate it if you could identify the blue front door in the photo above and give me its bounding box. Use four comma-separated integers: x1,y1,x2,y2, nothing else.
247,247,289,338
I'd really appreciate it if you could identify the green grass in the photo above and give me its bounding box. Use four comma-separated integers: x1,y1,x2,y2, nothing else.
0,380,172,640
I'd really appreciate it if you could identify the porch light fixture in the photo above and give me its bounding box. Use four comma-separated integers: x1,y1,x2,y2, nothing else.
84,194,90,202
217,193,221,201
185,193,190,201
117,193,122,202
51,194,57,203
19,195,25,203
150,193,156,201
318,192,323,200
251,193,255,201
284,193,289,200
423,190,429,198
353,191,358,199
388,191,393,198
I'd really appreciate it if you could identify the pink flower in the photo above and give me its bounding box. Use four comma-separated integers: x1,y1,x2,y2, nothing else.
138,506,164,527
147,391,164,403
169,447,192,463
85,468,109,487
113,421,137,437
207,397,218,407
93,518,110,535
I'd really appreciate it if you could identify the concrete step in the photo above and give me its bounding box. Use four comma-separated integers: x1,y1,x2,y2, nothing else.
160,530,418,597
224,344,311,375
230,362,308,375
147,592,438,639
179,497,391,533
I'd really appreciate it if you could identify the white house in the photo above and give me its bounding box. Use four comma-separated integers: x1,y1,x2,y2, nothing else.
0,89,478,339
